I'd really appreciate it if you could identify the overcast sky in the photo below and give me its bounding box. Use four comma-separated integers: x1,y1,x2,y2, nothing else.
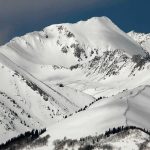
0,0,150,45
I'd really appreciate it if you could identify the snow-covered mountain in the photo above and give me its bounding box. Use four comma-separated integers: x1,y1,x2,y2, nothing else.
0,16,150,149
128,31,150,53
0,17,149,98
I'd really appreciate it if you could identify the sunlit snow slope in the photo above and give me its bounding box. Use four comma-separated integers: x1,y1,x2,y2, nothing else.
0,53,94,144
0,16,149,98
0,16,150,147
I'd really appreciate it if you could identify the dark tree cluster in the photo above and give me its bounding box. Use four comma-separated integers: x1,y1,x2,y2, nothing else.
75,105,88,114
132,52,150,70
88,97,103,106
30,134,50,149
76,97,103,113
89,56,101,68
58,83,64,87
70,43,85,60
66,31,75,38
63,97,104,119
25,80,50,101
104,126,150,137
70,64,79,70
61,46,69,53
97,97,103,100
0,128,46,150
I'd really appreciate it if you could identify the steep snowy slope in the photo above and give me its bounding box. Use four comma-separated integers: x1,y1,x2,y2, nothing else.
0,53,95,145
0,17,149,99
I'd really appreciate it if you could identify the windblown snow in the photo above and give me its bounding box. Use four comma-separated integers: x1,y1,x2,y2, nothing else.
0,16,150,149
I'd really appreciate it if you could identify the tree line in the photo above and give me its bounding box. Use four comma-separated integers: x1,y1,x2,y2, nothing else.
0,128,46,150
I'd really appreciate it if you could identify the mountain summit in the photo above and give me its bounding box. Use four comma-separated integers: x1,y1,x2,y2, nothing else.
0,17,146,67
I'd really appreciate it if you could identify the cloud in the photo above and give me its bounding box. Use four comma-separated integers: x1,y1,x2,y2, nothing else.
0,0,124,45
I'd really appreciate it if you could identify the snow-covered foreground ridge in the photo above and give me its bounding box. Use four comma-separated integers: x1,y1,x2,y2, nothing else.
0,16,150,148
52,127,150,150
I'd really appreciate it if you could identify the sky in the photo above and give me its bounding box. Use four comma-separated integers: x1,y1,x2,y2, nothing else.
0,0,150,45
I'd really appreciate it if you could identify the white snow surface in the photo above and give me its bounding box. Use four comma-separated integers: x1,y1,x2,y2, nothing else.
128,31,150,53
0,16,150,148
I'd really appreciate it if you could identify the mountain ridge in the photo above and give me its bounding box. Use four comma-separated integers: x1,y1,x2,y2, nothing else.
0,16,150,149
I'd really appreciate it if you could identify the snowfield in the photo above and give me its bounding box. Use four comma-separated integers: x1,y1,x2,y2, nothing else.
30,85,150,149
0,53,94,144
0,16,150,149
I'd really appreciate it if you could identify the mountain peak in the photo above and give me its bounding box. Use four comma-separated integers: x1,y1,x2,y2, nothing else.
86,16,112,23
0,16,147,68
